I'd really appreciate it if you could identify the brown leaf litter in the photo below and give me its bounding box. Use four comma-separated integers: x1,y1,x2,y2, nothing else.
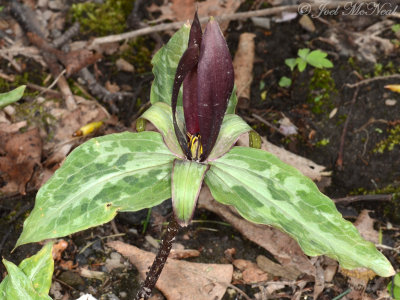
0,128,42,194
233,259,268,284
147,0,245,31
108,241,233,300
233,32,256,108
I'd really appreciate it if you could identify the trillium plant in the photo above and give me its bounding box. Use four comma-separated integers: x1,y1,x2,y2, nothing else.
2,13,394,300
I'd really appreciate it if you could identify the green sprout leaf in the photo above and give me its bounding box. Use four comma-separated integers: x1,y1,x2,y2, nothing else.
306,50,333,69
284,58,297,71
0,243,53,299
279,76,292,87
172,160,208,225
297,48,310,60
0,85,26,109
16,132,176,247
205,147,394,277
296,58,307,72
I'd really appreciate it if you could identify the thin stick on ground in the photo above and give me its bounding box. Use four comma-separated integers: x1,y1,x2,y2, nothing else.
135,217,182,300
88,0,379,47
333,194,392,205
345,74,400,88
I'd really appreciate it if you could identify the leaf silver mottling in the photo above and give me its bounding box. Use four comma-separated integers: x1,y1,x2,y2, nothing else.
17,132,176,247
205,146,394,277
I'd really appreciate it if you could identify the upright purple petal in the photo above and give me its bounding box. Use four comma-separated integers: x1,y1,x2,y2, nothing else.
183,67,199,135
188,11,202,48
172,12,203,159
182,11,202,136
197,18,234,160
171,44,199,158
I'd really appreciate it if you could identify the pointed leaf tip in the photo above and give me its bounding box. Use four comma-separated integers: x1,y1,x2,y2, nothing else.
189,11,202,47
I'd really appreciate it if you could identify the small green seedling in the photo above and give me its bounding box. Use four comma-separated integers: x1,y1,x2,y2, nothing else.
279,76,292,88
286,48,333,72
280,48,333,87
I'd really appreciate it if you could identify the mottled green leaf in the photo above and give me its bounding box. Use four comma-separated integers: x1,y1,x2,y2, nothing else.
18,243,54,295
150,24,190,106
17,132,176,247
172,160,208,226
207,114,251,161
0,243,53,300
0,85,26,109
141,102,184,158
205,147,394,277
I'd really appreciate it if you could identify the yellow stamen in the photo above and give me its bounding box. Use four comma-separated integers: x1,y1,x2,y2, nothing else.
187,132,203,160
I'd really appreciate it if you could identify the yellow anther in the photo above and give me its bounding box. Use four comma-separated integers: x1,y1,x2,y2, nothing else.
187,132,203,160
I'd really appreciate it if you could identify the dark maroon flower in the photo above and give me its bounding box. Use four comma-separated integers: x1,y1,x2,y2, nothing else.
171,13,234,161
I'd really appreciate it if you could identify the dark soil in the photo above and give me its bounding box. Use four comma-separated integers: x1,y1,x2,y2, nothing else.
1,1,400,299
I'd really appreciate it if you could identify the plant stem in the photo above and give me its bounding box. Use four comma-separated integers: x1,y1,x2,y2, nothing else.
134,217,181,300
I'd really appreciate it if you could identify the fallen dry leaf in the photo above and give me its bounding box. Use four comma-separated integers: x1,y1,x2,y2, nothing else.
313,257,325,299
52,239,68,261
233,33,256,108
105,81,120,93
43,100,108,173
256,255,302,280
198,187,316,277
108,241,233,300
354,210,379,244
115,58,134,73
0,128,42,194
233,259,268,284
340,267,377,300
0,121,27,134
148,0,245,31
169,248,200,259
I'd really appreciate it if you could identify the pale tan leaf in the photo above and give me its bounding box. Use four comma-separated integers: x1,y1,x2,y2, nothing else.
108,241,233,300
